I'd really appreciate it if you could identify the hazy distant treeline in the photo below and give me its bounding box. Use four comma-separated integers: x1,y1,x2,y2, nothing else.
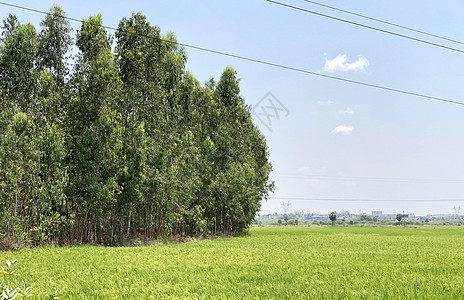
0,6,273,247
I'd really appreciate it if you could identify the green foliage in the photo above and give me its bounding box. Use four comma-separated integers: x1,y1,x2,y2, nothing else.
0,259,58,299
360,214,373,222
37,6,72,87
0,7,273,247
0,15,38,112
2,260,18,275
329,211,337,225
47,287,60,300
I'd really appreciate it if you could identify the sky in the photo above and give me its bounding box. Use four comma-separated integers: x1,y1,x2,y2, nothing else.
2,0,464,216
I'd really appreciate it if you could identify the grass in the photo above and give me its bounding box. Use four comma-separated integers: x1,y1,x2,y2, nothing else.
1,226,464,299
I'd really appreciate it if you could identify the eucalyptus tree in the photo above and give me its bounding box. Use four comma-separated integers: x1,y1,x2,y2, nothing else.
0,15,37,112
0,15,40,242
35,5,73,136
115,13,193,238
37,6,72,88
32,6,74,244
0,10,74,245
70,14,123,243
115,13,159,238
207,67,274,234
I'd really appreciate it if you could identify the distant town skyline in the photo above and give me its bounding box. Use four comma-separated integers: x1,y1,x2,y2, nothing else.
259,204,462,217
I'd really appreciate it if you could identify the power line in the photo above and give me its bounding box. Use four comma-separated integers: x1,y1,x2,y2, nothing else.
273,173,464,183
0,1,89,27
270,197,464,202
1,1,464,107
266,0,464,55
302,0,464,46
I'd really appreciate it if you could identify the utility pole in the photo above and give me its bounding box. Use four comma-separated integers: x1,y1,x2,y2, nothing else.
281,201,291,224
281,201,291,216
453,206,462,221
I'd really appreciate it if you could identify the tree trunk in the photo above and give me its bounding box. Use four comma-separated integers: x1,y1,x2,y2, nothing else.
127,203,132,238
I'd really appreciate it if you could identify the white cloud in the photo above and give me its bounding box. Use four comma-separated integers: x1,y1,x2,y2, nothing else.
324,54,369,72
338,107,354,115
332,125,354,136
317,100,334,106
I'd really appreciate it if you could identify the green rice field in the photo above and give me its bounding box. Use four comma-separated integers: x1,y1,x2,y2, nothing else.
2,226,464,299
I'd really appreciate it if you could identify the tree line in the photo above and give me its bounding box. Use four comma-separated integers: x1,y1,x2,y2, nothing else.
0,6,274,247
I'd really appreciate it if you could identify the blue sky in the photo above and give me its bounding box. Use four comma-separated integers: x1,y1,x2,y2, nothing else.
3,0,464,215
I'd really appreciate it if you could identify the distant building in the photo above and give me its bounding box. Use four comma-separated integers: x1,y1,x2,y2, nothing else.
340,210,354,218
308,214,329,221
372,210,382,218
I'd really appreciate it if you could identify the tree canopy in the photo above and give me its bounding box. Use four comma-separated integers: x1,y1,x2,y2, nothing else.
0,7,273,248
